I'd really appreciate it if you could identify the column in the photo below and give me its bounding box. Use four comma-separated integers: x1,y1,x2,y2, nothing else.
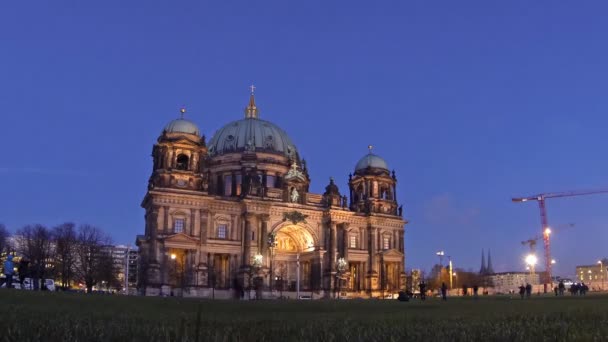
242,213,254,266
149,208,160,262
231,215,238,240
259,215,269,257
199,210,208,243
393,230,398,250
208,253,215,288
190,209,196,236
330,222,338,272
369,227,377,274
342,223,350,261
163,206,170,235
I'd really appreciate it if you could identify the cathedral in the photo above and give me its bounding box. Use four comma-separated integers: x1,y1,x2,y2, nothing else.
136,89,407,298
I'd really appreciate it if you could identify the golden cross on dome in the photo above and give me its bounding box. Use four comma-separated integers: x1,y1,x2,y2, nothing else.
180,107,186,118
250,84,256,95
368,145,373,153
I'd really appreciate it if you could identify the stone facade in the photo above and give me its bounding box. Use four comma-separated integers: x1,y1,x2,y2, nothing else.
136,93,407,298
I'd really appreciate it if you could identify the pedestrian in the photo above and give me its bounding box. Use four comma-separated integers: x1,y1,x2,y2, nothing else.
473,285,479,298
418,282,426,301
462,284,468,296
2,255,15,289
518,285,525,299
525,283,532,298
17,257,29,288
441,282,447,301
558,280,565,296
553,286,558,296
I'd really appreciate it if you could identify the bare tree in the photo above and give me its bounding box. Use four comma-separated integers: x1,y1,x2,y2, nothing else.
15,225,54,290
74,224,113,293
0,224,10,255
53,222,78,289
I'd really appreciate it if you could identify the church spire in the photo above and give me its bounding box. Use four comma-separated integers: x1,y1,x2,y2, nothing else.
244,84,259,119
479,249,487,275
486,249,494,274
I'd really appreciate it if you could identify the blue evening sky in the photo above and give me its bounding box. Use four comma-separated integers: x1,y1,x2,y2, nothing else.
1,1,607,278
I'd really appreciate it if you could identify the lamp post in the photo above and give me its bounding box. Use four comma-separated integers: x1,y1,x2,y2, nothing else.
436,251,445,266
598,260,604,291
267,233,277,294
448,257,453,290
207,253,215,299
336,257,348,299
251,254,263,300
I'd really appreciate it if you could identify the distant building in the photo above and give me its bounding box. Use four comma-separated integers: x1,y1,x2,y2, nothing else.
103,245,139,292
488,272,540,294
576,259,607,290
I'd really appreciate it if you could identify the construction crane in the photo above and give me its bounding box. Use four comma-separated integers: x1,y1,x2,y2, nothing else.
512,189,608,286
521,223,574,274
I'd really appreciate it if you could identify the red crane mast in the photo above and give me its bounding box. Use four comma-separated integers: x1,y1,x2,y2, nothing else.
512,189,608,288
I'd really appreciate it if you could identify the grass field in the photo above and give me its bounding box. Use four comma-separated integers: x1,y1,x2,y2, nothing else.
1,290,607,341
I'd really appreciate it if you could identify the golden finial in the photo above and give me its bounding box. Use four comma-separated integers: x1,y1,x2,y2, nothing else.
368,145,373,154
180,107,186,118
245,85,259,119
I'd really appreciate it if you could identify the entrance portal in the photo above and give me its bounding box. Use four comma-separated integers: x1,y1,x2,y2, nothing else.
269,224,318,294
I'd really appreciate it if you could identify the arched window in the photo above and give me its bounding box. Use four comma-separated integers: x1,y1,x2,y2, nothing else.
176,154,189,170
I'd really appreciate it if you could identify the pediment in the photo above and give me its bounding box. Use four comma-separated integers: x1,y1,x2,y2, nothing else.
381,249,404,258
162,233,199,247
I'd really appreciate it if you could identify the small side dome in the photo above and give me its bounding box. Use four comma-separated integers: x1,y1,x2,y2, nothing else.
163,118,200,136
355,146,389,172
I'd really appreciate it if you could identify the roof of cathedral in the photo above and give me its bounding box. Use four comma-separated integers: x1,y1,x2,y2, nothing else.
207,92,299,159
162,109,201,136
355,147,389,172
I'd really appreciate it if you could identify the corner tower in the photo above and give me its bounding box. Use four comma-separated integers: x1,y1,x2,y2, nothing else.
349,146,401,216
148,108,207,191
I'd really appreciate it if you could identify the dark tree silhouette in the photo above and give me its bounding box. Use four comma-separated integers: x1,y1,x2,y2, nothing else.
15,225,53,290
53,222,78,289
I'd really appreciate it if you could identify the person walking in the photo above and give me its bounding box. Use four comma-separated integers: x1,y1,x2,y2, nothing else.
441,282,448,301
518,285,525,299
525,283,532,299
473,285,479,298
3,255,15,289
418,282,427,301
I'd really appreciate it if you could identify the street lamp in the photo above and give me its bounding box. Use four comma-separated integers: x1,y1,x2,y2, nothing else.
525,254,537,275
598,260,604,291
251,254,263,300
336,257,348,299
267,233,277,294
436,251,445,266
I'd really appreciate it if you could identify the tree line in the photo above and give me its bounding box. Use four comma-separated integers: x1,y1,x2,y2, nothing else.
0,223,120,293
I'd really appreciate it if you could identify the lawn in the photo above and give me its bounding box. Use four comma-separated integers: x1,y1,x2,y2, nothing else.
0,290,607,341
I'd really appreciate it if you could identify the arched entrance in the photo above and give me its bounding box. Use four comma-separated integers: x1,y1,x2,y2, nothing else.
269,223,320,297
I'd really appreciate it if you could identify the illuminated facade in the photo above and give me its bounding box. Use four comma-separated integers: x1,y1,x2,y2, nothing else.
488,272,540,294
576,260,607,289
136,91,407,298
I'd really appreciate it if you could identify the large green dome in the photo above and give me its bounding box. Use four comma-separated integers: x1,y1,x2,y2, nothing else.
207,117,298,158
207,93,299,159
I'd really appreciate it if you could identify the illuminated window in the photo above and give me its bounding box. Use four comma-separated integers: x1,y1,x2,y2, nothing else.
383,236,390,250
235,174,242,196
174,219,184,233
217,224,227,239
224,175,232,196
349,235,357,248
